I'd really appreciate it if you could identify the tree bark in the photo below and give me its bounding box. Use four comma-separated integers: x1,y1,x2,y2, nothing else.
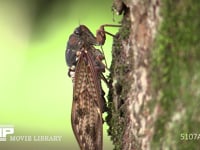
107,0,200,150
106,0,160,150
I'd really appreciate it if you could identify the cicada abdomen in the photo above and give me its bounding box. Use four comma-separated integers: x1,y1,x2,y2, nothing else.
71,48,105,150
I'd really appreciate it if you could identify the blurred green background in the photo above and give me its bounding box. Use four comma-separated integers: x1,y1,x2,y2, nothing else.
0,0,121,149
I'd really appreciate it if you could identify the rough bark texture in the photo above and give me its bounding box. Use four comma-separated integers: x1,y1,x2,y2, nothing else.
107,0,200,150
106,0,160,150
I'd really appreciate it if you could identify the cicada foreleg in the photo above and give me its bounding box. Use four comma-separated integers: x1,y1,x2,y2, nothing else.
95,24,122,45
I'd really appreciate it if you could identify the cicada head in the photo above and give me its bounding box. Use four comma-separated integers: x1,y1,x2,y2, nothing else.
66,25,98,68
65,32,84,68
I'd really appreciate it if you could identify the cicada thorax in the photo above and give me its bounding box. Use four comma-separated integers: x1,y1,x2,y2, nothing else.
65,24,106,67
65,25,106,82
74,25,106,46
65,24,121,72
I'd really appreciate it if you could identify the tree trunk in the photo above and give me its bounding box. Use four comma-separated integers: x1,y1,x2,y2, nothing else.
106,0,200,150
106,0,160,150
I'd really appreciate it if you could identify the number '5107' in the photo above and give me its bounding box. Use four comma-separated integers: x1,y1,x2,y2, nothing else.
180,133,200,140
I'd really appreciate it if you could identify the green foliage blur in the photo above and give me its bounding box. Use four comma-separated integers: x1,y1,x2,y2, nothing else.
0,0,121,149
152,0,200,149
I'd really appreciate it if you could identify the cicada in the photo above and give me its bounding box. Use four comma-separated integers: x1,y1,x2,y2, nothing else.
65,24,120,150
66,25,106,150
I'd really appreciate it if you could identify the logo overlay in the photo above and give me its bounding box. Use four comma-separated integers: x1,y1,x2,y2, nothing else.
0,125,62,142
0,125,14,141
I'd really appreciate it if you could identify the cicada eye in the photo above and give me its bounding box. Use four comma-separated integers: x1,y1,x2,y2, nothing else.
74,26,81,35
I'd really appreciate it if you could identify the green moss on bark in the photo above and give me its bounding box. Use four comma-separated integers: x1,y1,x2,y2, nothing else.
106,9,131,150
151,0,200,149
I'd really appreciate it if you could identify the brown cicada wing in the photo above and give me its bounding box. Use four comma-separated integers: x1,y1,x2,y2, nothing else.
71,49,103,150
